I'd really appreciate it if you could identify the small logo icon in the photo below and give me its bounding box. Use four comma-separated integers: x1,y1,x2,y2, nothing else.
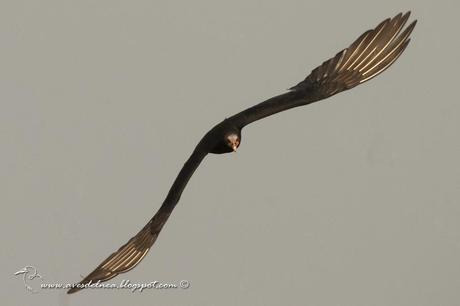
14,266,43,293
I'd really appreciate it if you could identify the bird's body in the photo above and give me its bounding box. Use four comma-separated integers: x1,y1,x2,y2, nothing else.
68,12,416,294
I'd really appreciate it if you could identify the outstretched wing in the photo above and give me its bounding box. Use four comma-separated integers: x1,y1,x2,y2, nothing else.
67,217,162,293
230,12,416,128
68,148,207,294
290,12,416,95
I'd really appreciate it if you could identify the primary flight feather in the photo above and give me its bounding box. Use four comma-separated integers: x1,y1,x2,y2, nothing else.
68,12,416,293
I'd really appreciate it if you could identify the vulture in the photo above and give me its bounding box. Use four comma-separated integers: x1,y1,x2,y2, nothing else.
68,12,416,293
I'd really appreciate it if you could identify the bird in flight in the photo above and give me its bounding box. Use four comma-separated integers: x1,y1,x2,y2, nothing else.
68,12,416,293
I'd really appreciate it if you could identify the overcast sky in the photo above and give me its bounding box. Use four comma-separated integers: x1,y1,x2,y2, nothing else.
1,1,459,305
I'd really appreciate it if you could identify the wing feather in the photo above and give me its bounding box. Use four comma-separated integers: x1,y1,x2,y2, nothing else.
67,218,162,293
291,12,416,97
68,148,207,294
231,12,416,128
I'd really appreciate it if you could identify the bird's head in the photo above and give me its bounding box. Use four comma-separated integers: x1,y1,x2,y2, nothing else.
209,123,242,154
225,133,240,152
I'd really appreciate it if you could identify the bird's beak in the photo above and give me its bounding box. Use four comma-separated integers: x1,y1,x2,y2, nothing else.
232,144,238,152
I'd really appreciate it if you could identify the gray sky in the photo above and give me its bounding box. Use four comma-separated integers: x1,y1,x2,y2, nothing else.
1,1,459,305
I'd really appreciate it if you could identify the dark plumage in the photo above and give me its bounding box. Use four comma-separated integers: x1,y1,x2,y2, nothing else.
68,12,416,294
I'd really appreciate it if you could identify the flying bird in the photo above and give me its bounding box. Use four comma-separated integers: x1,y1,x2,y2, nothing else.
68,12,416,293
